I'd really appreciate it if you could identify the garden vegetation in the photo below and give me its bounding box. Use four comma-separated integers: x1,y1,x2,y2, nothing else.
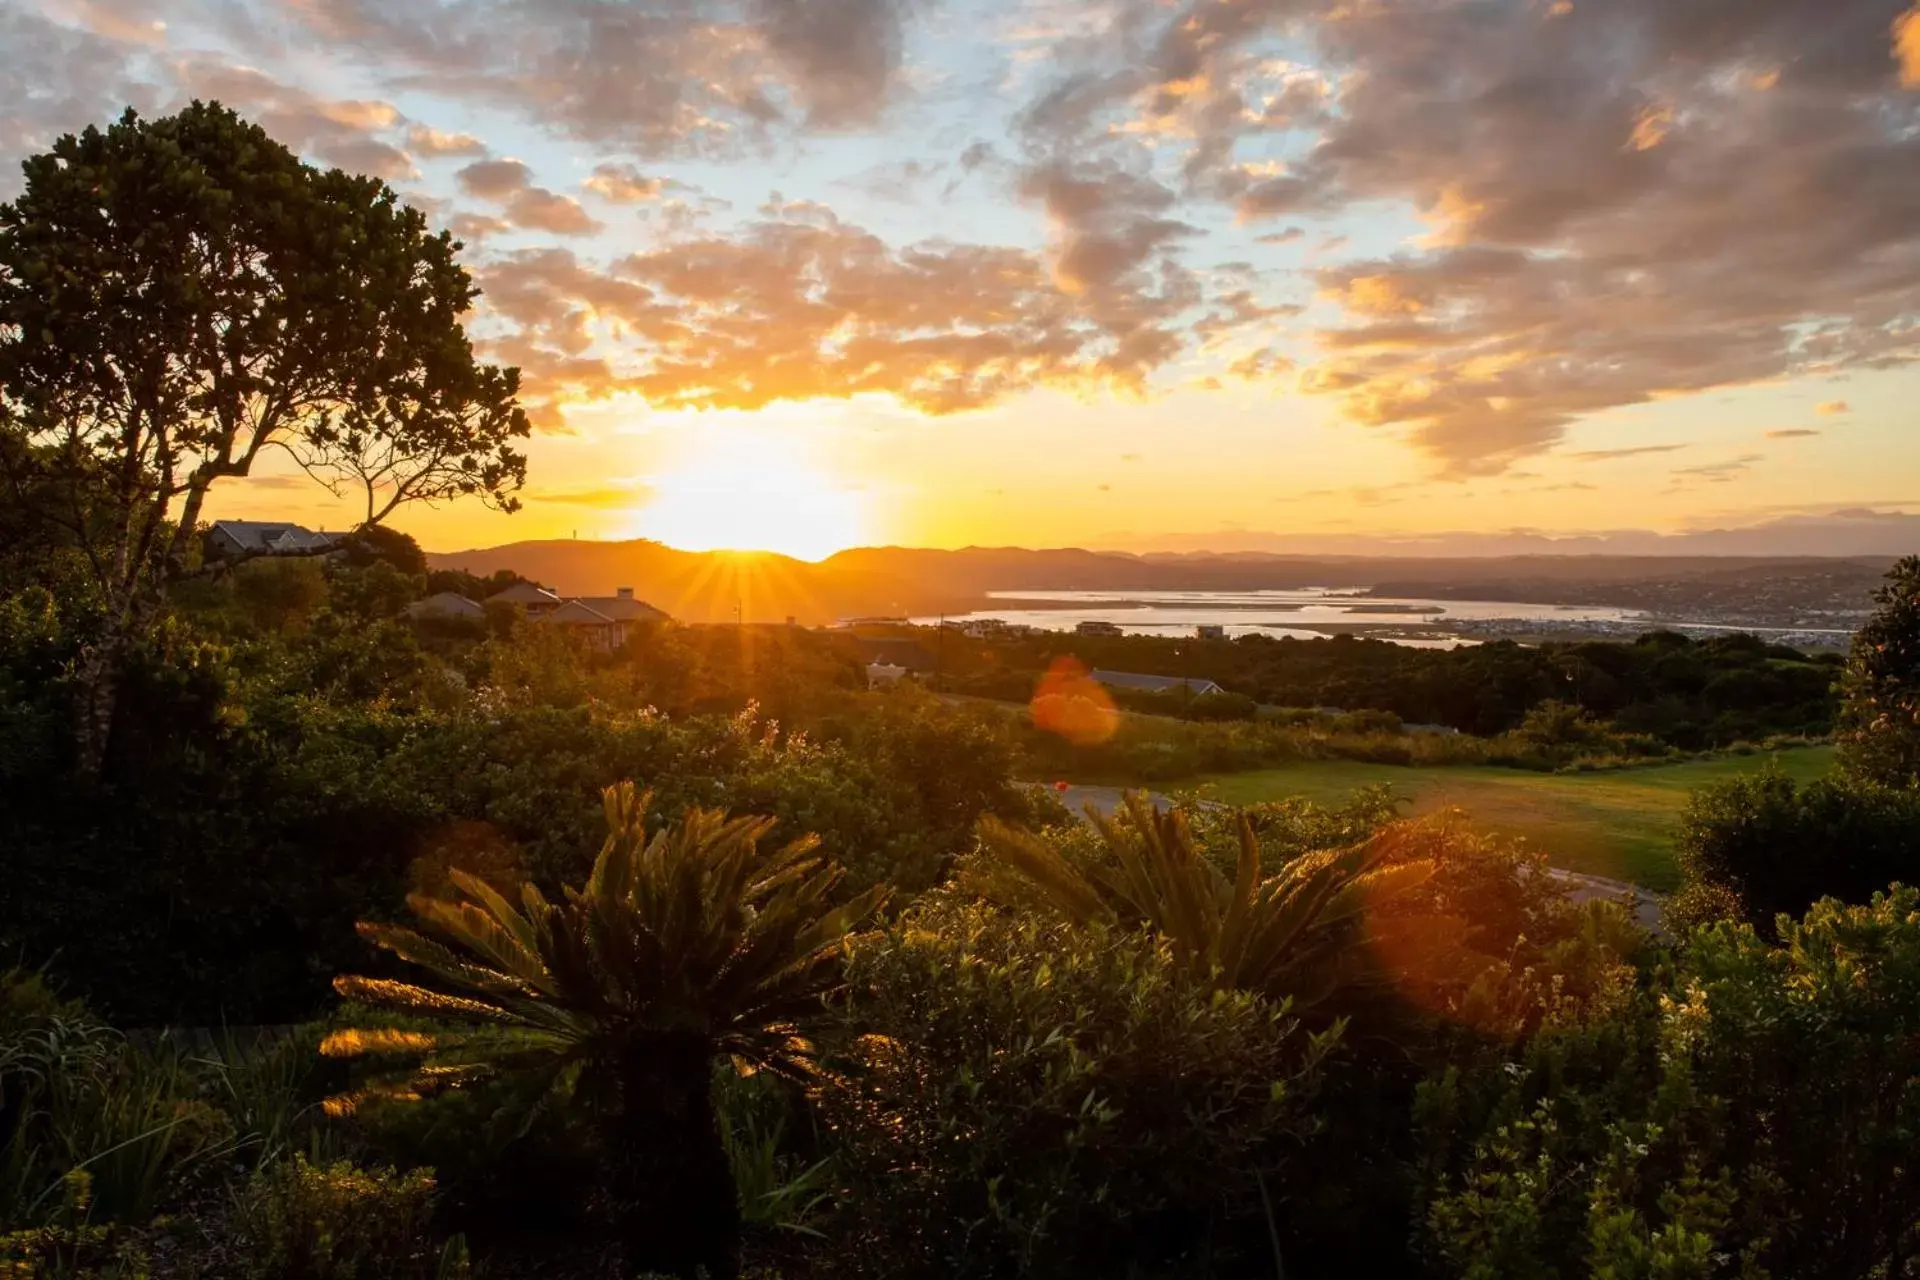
4,106,1920,1279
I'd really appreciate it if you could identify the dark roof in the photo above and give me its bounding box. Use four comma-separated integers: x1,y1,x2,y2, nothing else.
488,582,561,605
539,600,618,625
1090,669,1225,695
208,520,338,554
572,596,670,623
406,592,484,620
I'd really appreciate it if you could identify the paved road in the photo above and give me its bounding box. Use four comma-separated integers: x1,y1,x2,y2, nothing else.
1054,784,1171,819
1042,783,1664,934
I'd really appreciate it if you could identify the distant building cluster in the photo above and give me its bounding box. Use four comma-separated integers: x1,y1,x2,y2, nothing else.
411,581,669,650
940,617,1041,638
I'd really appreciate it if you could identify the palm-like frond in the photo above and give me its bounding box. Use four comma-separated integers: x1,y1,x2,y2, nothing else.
328,783,887,1112
975,793,1449,1012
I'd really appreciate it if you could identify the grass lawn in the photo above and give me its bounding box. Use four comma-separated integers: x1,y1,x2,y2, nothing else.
1191,747,1836,892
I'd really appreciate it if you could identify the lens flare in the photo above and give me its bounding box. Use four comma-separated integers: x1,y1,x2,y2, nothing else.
1030,656,1119,745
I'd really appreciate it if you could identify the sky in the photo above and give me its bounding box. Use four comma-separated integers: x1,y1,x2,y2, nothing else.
5,0,1920,558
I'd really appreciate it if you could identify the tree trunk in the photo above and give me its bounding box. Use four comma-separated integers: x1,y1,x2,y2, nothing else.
71,624,128,781
609,1035,741,1280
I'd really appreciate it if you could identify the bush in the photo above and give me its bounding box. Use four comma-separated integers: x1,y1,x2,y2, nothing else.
233,1156,441,1280
4,683,1033,1022
1671,769,1920,933
1418,887,1920,1280
821,895,1334,1278
1838,555,1920,789
348,1072,601,1237
0,1172,154,1278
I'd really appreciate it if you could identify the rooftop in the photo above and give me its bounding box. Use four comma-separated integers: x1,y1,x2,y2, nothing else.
1089,669,1225,695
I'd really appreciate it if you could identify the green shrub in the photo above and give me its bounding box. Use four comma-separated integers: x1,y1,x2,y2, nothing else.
1671,769,1920,933
1838,555,1920,789
348,1075,601,1236
0,1172,153,1279
233,1156,439,1280
1419,887,1920,1280
821,895,1334,1277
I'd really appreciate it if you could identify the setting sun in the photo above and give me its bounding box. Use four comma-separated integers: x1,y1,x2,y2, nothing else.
629,435,869,561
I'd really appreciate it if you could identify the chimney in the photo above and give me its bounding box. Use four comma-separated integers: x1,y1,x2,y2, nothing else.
617,587,633,600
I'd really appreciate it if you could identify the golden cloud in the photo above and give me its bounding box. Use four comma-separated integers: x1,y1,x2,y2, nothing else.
1898,4,1920,87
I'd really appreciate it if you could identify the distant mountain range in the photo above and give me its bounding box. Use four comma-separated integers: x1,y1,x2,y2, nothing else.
1103,509,1920,559
427,524,1905,626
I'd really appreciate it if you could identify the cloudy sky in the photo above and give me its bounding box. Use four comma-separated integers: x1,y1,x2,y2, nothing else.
7,0,1920,556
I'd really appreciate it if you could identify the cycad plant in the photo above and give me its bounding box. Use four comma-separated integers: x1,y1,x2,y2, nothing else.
974,793,1470,1018
325,783,885,1280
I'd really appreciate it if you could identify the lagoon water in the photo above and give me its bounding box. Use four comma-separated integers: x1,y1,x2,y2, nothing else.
915,588,1646,647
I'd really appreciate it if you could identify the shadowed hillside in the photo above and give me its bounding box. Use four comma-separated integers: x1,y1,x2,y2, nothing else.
423,538,966,623
427,539,1893,623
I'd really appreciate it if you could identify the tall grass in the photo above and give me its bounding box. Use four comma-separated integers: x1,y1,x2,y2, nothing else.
1,972,331,1232
714,1072,832,1238
190,1026,343,1169
0,1011,227,1227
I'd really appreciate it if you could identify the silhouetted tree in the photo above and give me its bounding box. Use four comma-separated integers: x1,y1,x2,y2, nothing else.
0,103,528,773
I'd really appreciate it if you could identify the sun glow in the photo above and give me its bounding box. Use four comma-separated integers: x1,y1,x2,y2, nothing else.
630,435,869,561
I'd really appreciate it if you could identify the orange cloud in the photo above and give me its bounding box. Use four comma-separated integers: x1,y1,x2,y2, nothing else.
469,201,1238,425
583,163,664,203
999,0,1920,471
406,125,486,157
1898,5,1920,87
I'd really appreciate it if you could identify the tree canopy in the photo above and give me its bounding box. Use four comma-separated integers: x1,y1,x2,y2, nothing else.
1840,556,1920,789
0,102,528,767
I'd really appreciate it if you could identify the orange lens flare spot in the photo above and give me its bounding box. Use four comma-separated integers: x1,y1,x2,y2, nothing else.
1030,656,1119,746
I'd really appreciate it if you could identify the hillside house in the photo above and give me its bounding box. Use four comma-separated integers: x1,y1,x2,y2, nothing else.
486,582,562,615
205,520,340,561
852,637,937,673
406,592,485,622
1075,620,1124,636
1091,669,1226,697
525,587,670,651
866,661,910,689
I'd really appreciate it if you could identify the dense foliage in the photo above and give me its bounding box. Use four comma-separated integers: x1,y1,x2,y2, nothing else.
1671,769,1920,934
1418,887,1920,1280
932,626,1840,748
0,104,528,774
1669,559,1920,934
1840,555,1920,788
0,576,1038,1024
822,895,1335,1278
